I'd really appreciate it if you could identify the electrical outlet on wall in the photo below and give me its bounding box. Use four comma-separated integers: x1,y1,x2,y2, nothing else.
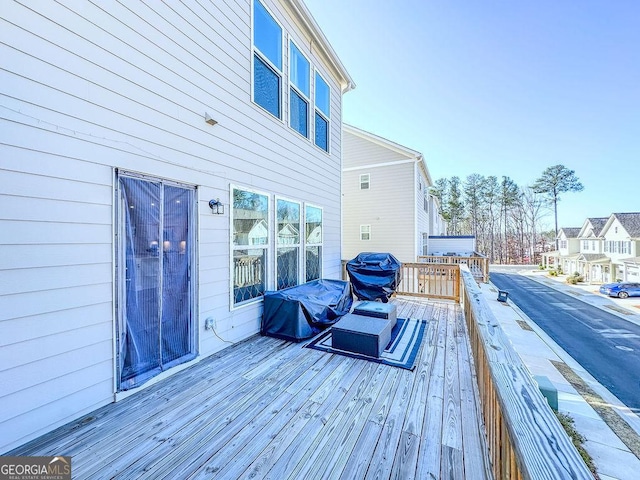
205,317,215,331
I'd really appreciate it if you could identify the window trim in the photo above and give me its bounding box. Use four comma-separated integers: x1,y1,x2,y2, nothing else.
230,184,272,309
304,203,323,281
275,196,302,290
251,0,285,121
313,68,331,153
360,224,371,241
359,173,370,190
288,39,311,138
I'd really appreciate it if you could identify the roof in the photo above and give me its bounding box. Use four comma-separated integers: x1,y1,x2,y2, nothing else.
578,217,608,238
287,0,355,93
577,254,609,263
622,256,640,265
342,124,433,185
613,212,640,238
558,227,581,239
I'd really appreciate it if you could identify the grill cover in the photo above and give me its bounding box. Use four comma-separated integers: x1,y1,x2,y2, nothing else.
346,252,401,303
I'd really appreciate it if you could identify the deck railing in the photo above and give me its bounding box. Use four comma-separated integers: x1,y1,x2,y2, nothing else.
339,259,595,476
418,254,489,283
396,262,460,301
458,265,593,480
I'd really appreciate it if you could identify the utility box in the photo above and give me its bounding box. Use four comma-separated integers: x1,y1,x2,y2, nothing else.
533,375,558,411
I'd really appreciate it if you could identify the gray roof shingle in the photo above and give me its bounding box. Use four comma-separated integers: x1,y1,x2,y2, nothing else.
614,212,640,238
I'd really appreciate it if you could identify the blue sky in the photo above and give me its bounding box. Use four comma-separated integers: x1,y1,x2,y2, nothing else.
305,0,640,229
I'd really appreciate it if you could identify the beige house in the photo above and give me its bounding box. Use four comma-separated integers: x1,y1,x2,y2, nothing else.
342,125,446,264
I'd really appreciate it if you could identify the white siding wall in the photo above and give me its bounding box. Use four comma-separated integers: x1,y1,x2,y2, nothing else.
0,0,345,452
342,132,415,262
415,165,430,258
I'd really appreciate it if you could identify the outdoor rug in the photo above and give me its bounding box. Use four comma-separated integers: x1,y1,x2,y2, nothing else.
306,318,427,370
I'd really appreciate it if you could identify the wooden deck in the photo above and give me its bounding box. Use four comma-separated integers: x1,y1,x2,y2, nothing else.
11,298,492,479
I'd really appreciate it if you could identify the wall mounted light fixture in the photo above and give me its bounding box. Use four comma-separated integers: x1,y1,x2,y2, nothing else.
209,198,224,215
205,112,218,126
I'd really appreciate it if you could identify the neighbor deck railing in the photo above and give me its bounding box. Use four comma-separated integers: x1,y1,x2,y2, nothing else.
418,254,489,283
458,265,593,480
396,262,460,301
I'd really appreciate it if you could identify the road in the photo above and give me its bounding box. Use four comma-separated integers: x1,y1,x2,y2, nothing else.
491,272,640,413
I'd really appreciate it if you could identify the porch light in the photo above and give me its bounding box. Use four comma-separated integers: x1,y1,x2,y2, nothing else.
209,198,224,215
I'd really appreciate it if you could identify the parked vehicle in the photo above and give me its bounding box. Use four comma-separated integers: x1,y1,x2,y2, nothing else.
599,282,640,298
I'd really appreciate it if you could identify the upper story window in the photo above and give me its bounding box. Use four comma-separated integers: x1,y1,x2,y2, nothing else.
560,240,567,249
289,41,310,137
314,71,330,152
359,173,370,190
253,0,282,119
360,225,371,241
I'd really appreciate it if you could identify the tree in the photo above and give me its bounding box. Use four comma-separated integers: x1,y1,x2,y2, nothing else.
499,176,520,263
531,165,584,250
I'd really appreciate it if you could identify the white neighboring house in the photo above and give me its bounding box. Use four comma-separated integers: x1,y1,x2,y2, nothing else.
342,125,446,264
600,212,640,282
0,0,353,453
575,217,609,283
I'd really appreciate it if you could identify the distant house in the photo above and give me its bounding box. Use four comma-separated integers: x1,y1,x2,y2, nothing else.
342,125,446,264
554,227,581,274
0,0,353,453
576,217,609,283
600,212,640,282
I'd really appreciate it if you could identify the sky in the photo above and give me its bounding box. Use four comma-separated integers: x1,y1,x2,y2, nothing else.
305,0,640,230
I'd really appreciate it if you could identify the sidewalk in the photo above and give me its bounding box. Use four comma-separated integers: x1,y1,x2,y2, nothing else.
480,273,640,480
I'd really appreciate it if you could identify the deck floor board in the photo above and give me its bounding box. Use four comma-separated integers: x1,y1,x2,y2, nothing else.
10,298,491,479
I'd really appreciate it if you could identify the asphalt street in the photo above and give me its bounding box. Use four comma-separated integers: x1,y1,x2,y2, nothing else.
491,272,640,413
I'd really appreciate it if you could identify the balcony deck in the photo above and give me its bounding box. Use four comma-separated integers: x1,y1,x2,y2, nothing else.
12,298,491,479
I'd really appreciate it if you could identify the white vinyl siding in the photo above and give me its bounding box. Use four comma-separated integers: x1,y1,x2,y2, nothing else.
0,0,346,452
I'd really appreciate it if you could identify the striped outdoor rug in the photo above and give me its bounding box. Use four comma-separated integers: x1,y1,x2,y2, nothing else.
306,318,427,370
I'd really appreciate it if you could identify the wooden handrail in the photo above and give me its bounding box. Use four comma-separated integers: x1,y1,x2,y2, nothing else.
459,265,593,479
417,254,489,283
396,262,460,301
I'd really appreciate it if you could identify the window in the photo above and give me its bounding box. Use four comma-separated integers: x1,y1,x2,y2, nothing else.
560,240,567,249
314,71,330,152
253,0,282,119
276,198,301,289
115,172,197,390
591,240,595,250
423,193,429,212
289,41,310,137
232,187,269,305
582,240,588,250
359,173,370,190
305,205,322,281
360,225,371,241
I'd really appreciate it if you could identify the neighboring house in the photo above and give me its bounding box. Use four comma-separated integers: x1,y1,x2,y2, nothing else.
576,217,609,283
342,125,446,264
556,227,581,274
600,212,640,282
0,0,353,453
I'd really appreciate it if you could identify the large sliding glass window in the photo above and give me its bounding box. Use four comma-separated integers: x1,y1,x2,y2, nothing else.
276,198,301,289
289,41,310,137
314,71,330,152
305,205,323,281
253,0,282,119
232,187,269,305
116,172,196,391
